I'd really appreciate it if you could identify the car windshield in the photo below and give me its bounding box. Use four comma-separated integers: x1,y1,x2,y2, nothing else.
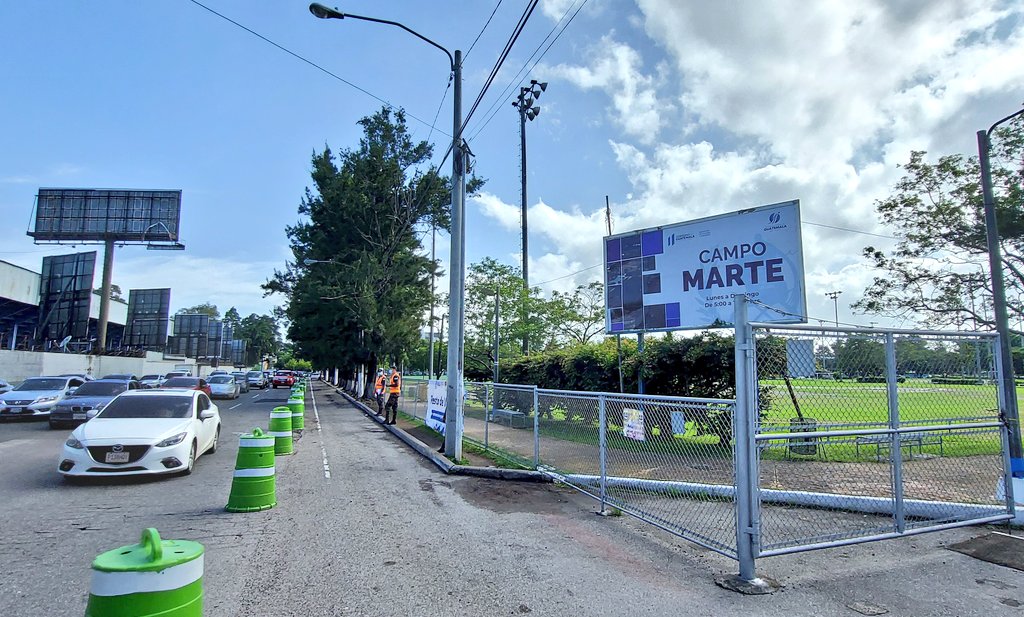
163,377,199,388
72,382,126,396
209,375,234,384
247,372,261,377
15,378,66,391
141,375,160,381
98,395,193,419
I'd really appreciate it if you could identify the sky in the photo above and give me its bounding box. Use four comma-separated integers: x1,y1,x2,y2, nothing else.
1,0,1022,330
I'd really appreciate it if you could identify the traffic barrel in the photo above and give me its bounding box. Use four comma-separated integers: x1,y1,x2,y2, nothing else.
269,407,293,455
287,395,305,431
85,528,204,617
225,428,276,513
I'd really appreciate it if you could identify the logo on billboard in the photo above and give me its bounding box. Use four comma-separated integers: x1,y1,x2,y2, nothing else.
769,212,781,224
667,234,675,247
764,211,787,231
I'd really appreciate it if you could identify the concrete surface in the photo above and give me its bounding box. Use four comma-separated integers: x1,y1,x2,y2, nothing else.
1,382,1023,616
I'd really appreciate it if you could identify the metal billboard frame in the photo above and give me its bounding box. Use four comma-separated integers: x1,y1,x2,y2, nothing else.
29,188,182,244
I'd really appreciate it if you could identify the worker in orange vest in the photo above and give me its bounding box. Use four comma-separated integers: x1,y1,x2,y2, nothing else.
373,369,386,416
383,364,401,425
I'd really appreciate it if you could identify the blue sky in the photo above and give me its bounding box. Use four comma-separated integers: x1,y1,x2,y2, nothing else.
1,0,1023,329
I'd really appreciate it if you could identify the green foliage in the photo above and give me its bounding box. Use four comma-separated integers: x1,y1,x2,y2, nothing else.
234,313,281,365
176,302,219,318
223,307,241,331
264,107,478,376
855,115,1024,329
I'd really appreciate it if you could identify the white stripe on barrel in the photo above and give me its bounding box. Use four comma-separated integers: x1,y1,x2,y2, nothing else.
233,467,275,478
90,555,204,597
238,437,275,448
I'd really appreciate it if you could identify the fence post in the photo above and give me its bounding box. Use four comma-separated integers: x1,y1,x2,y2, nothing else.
599,393,607,514
533,387,540,467
732,294,759,583
993,336,1018,516
484,383,491,450
884,332,905,533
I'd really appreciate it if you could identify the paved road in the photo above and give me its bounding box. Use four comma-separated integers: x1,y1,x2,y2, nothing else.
2,382,1023,616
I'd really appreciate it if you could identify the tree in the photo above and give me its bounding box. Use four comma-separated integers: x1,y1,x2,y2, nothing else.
546,281,605,346
223,307,241,331
235,313,280,366
854,116,1024,330
176,302,219,319
264,107,479,384
94,284,124,302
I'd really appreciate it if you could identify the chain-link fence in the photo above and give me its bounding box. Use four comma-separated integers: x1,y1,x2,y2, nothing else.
752,325,1013,555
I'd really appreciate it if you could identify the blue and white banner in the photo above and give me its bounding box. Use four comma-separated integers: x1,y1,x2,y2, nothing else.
425,380,447,435
604,200,806,332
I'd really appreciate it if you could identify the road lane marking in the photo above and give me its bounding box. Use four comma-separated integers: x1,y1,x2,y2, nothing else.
229,402,243,409
310,387,331,479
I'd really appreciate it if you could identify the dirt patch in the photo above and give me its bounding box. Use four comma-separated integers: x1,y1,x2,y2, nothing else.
452,477,575,515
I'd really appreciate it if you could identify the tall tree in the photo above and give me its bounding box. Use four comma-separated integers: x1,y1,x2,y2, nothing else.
235,313,280,366
854,116,1024,329
223,307,241,331
264,107,475,378
546,281,605,346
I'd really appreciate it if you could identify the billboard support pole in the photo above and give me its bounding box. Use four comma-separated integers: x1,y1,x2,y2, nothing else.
96,239,115,353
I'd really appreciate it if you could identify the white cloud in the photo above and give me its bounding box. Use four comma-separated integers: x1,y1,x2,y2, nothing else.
540,36,672,143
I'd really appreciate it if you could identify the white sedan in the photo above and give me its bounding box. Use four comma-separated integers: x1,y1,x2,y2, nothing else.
207,374,240,399
57,389,221,478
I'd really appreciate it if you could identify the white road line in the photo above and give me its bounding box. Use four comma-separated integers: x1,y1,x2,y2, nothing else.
310,387,331,479
229,402,243,410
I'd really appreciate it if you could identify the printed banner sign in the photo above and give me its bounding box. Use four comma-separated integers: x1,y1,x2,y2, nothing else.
604,200,806,333
623,407,645,442
426,380,446,435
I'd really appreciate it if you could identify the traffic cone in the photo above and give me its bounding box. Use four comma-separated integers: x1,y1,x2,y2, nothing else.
225,428,276,513
85,528,204,616
269,407,293,455
287,395,305,431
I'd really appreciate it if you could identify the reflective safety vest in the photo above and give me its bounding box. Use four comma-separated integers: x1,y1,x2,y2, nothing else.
374,374,386,394
388,372,401,395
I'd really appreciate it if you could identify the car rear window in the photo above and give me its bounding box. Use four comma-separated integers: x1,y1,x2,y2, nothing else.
209,375,234,384
141,375,160,381
163,377,199,388
98,395,193,419
72,382,126,396
247,371,261,377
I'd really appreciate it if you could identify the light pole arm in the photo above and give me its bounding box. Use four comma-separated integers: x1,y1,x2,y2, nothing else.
309,4,454,70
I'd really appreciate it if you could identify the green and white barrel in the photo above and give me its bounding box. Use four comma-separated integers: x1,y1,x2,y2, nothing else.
85,528,204,617
269,407,293,455
287,396,305,431
225,428,276,512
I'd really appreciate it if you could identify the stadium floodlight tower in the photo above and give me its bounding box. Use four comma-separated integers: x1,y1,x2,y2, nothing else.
27,188,185,353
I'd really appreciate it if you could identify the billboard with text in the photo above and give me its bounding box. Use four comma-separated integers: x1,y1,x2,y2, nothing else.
604,200,806,333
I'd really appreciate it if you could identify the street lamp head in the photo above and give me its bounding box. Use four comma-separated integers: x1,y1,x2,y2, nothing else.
526,106,540,120
530,80,548,92
309,3,345,19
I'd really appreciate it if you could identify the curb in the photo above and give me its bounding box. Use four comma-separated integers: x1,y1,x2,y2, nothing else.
325,383,551,483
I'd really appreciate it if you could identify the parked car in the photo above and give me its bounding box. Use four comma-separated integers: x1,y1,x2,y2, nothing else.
207,374,239,399
57,389,221,478
164,370,192,379
230,372,250,394
49,379,141,429
272,371,295,389
0,375,86,419
246,371,267,389
139,374,165,389
160,376,212,397
57,373,93,382
102,373,138,381
209,370,229,377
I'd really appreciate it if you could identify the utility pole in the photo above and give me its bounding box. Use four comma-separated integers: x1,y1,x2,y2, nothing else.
825,290,842,328
978,107,1024,478
96,238,116,353
493,288,500,383
513,80,547,356
607,196,624,393
428,222,435,378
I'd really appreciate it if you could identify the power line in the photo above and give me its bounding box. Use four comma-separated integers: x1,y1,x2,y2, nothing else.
187,0,451,138
534,263,601,287
464,0,504,61
468,0,589,141
804,220,894,239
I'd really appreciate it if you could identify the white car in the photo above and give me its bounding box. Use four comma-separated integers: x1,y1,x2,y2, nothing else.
58,390,221,478
139,374,165,389
207,374,239,399
0,375,87,419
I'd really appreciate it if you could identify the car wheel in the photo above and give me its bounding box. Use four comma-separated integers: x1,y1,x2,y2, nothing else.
183,441,197,475
208,426,220,454
48,420,61,430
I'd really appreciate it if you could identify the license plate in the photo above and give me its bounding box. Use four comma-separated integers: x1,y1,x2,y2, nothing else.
105,452,130,464
73,413,86,420
9,407,23,414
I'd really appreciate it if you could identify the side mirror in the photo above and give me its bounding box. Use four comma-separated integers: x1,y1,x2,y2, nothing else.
67,387,78,395
85,409,99,420
199,409,216,420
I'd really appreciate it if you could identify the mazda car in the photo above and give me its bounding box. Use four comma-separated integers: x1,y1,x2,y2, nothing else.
57,389,221,478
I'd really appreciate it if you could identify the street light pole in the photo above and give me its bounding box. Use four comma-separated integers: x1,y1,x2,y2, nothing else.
513,80,547,356
978,106,1024,477
309,3,465,459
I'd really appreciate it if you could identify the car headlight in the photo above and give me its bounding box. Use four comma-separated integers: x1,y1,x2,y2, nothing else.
35,395,59,403
65,436,84,449
156,432,187,447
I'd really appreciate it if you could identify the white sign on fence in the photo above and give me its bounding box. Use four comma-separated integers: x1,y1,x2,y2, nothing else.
426,379,446,435
623,407,645,441
604,200,806,333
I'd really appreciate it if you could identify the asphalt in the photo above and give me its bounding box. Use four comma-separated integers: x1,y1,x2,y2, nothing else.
2,381,1024,616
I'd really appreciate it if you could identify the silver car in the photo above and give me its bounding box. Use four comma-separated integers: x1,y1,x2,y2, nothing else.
0,375,87,419
207,374,239,400
231,372,250,394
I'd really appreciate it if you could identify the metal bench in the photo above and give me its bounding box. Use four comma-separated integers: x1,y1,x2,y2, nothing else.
491,408,529,428
855,432,944,461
